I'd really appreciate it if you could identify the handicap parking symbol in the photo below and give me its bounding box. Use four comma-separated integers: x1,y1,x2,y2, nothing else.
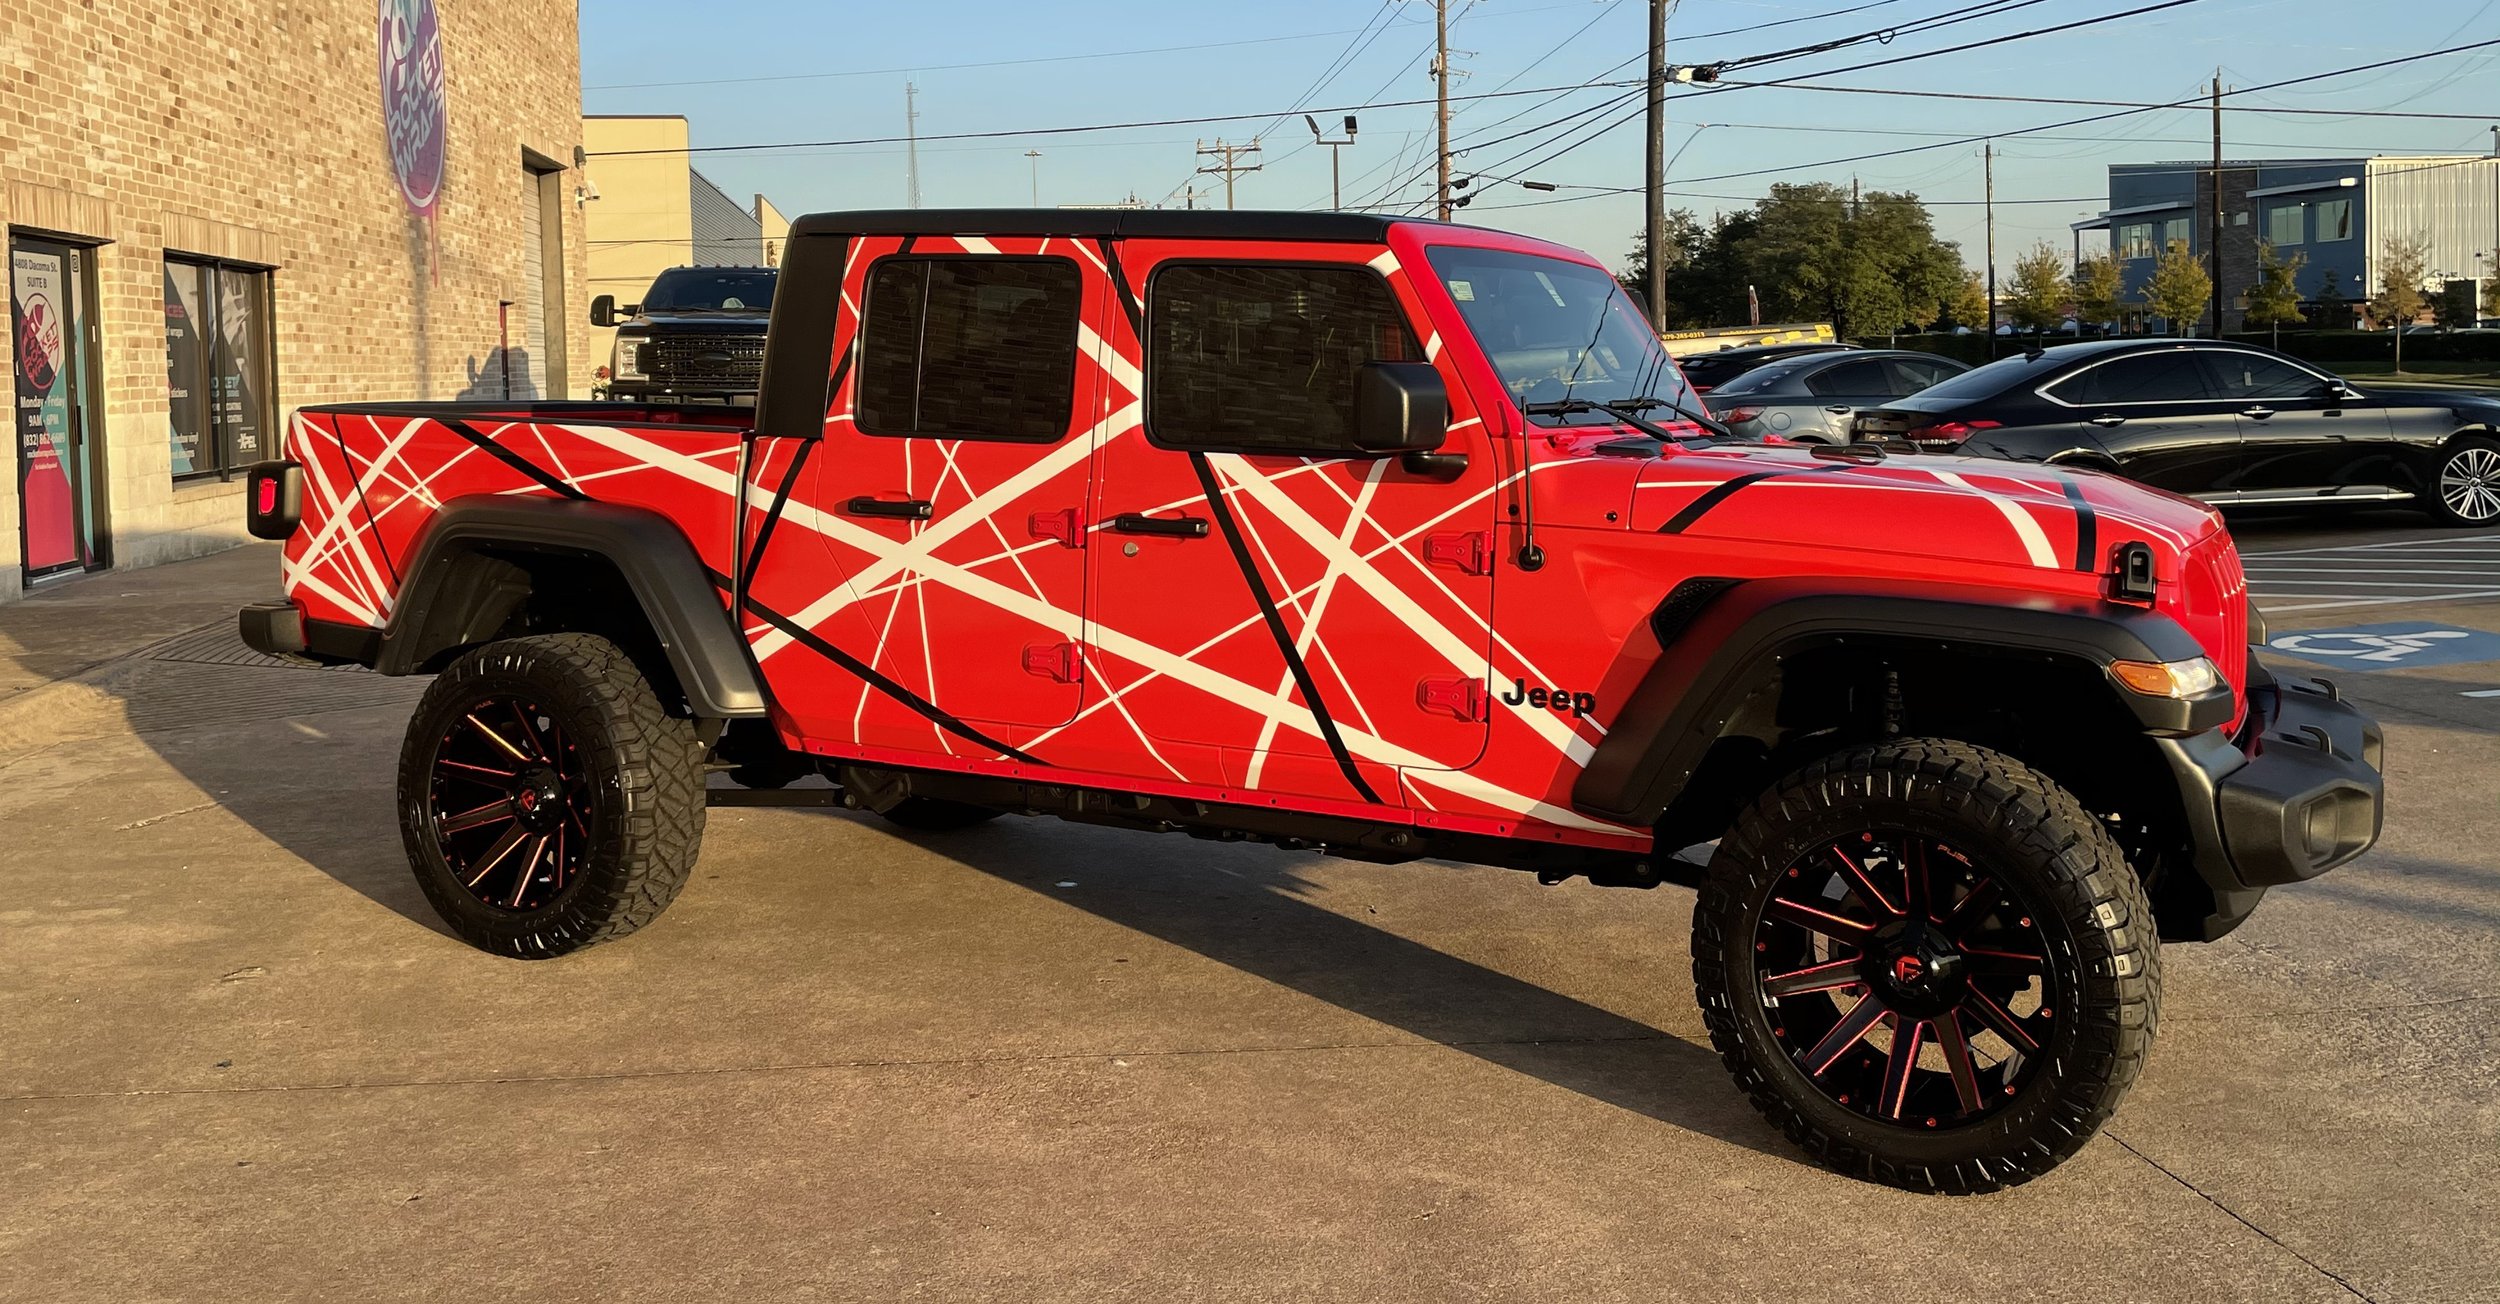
2266,622,2500,669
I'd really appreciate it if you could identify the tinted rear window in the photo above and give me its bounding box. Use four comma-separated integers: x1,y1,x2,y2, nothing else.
1896,353,2066,405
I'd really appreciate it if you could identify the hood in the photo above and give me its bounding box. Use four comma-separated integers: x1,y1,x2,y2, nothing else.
1625,442,2223,575
618,311,770,335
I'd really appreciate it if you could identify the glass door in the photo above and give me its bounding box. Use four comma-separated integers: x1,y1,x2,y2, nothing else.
11,236,106,580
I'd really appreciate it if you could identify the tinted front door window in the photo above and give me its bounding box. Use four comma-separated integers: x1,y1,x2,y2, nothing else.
2204,351,2386,490
1146,263,1416,453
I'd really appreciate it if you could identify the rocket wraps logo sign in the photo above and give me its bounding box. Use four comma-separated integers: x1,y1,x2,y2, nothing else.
380,0,446,273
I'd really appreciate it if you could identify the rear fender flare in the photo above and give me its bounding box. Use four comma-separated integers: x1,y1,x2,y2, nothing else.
1570,576,2224,828
376,498,766,719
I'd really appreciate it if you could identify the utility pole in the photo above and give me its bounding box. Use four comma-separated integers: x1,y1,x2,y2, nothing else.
1434,0,1453,220
1195,138,1263,210
1984,140,1997,351
2209,72,2223,339
1306,115,1358,211
1644,0,1668,329
1025,149,1041,207
904,81,922,209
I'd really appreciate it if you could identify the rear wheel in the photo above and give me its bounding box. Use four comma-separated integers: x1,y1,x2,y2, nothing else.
1693,738,2160,1193
2428,436,2500,527
398,634,705,959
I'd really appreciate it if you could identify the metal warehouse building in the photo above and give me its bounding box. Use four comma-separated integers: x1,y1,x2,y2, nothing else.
1,0,588,600
2074,154,2500,333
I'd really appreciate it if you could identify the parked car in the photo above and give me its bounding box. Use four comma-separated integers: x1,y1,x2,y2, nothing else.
1851,338,2500,526
590,265,778,401
238,209,2379,1195
1704,349,1968,443
1675,340,1856,394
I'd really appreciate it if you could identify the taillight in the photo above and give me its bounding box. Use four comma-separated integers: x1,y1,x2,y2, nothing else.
1905,419,1999,447
1718,406,1763,424
244,461,304,541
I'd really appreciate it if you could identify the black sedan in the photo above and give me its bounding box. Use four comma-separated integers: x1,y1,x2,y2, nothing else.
1703,349,1967,444
1851,338,2500,527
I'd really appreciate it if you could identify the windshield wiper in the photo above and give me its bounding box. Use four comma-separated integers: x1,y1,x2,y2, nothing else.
1520,395,1733,442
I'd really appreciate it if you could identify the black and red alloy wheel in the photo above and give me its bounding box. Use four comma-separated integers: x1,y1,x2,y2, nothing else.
1752,831,2058,1130
425,695,594,913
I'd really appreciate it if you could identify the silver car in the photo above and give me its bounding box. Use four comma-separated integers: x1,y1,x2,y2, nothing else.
1705,349,1969,444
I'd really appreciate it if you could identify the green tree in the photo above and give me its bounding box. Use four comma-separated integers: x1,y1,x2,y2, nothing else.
2314,269,2350,330
2483,252,2499,321
2434,278,2477,330
2370,233,2430,373
2005,242,2069,332
2144,239,2212,336
1943,270,1990,332
1641,183,1967,338
2243,239,2309,348
2070,253,2123,335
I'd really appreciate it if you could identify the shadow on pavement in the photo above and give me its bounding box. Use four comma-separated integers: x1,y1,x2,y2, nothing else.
890,812,1789,1162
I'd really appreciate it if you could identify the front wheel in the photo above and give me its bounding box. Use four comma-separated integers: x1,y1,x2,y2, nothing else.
2428,436,2500,527
1693,738,2160,1193
398,633,706,959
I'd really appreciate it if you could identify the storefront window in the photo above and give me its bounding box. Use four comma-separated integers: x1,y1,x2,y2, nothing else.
165,256,275,479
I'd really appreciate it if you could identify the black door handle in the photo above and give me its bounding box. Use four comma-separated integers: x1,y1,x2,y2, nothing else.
844,496,933,520
1112,513,1210,538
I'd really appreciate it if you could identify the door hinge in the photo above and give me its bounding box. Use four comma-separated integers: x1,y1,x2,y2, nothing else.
1027,506,1086,549
1023,641,1085,683
1423,530,1494,576
1415,676,1488,721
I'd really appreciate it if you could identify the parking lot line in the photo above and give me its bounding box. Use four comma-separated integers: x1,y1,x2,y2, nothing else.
2242,537,2500,611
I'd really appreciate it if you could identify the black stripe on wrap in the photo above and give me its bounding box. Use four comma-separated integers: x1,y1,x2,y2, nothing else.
734,590,1044,766
737,438,813,595
1186,453,1385,805
437,417,587,500
1655,463,1862,535
2060,477,2099,572
1097,238,1144,339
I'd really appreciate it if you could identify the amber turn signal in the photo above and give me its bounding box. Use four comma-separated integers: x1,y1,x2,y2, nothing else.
2110,657,2223,699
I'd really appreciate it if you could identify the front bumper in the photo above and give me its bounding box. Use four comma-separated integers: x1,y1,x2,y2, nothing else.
2162,653,2385,937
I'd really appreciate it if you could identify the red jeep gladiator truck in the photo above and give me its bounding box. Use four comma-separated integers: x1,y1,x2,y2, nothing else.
238,209,2383,1193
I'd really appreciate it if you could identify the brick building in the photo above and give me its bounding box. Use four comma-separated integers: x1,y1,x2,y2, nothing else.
1,0,588,599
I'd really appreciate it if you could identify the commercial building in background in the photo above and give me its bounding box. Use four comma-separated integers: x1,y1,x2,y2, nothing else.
2074,155,2500,333
580,116,786,372
0,0,588,599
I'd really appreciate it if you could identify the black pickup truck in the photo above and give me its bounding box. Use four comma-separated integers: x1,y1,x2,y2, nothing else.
589,265,777,402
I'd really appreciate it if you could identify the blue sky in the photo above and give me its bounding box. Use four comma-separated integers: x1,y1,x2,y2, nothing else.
581,0,2498,276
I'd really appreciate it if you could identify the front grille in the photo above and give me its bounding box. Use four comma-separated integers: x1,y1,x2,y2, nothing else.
642,335,765,391
2180,533,2250,703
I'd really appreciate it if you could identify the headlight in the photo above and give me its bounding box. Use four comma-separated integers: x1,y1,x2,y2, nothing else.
2110,656,2224,699
613,339,645,380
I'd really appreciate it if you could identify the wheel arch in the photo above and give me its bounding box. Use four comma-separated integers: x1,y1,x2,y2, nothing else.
1574,578,2233,934
375,498,766,721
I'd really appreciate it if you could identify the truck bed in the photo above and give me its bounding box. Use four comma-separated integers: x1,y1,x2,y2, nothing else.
281,401,752,633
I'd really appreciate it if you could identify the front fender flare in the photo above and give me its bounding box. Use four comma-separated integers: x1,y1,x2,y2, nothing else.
1570,576,2227,827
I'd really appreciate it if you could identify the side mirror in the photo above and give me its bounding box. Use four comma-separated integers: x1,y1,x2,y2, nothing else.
589,294,618,329
1352,361,1449,454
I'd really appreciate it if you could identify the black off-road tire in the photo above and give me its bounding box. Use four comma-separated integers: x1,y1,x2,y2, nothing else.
876,796,1002,832
398,633,706,959
1693,737,2161,1194
2425,434,2500,528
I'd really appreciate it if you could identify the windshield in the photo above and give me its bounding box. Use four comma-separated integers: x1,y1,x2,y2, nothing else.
641,268,778,313
1424,245,1695,425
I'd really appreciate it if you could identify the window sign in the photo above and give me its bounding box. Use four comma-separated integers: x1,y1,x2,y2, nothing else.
164,262,209,475
166,256,275,479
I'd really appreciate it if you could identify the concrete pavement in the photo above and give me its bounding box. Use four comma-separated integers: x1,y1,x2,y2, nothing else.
1,537,2494,1302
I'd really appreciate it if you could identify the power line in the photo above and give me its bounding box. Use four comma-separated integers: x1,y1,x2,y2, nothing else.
1707,77,2500,122
1705,0,2060,77
583,23,1404,91
582,76,1649,158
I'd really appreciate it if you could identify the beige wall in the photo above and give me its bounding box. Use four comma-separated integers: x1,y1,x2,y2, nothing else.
582,115,693,377
0,0,588,595
756,194,790,267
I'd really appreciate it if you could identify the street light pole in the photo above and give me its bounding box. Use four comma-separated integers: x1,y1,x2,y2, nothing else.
1306,115,1358,211
1025,149,1041,207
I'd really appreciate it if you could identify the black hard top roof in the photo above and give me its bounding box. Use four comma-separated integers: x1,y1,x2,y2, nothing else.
788,208,1421,242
